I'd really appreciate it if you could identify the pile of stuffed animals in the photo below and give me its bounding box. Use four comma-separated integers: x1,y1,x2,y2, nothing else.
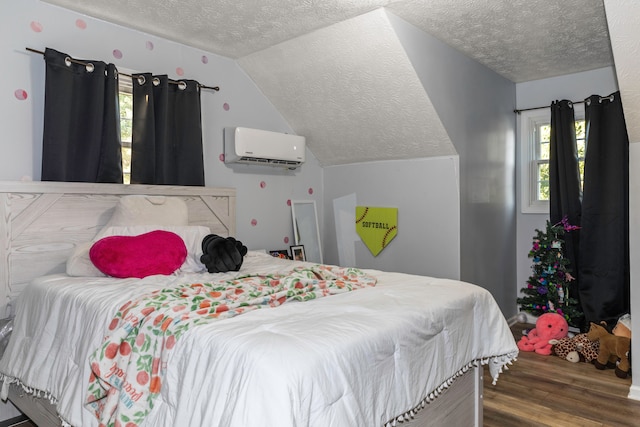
517,312,632,379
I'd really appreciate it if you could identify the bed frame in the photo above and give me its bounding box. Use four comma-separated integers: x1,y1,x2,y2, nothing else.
0,181,482,427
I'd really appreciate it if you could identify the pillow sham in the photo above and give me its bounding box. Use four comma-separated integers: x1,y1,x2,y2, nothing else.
66,241,106,277
97,195,188,239
90,230,187,278
66,225,211,276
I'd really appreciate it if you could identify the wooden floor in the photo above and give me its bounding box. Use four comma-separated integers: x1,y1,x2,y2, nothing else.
483,323,640,427
0,419,34,427
10,324,640,427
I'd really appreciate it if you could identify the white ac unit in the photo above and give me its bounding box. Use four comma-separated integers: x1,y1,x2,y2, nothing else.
224,127,305,169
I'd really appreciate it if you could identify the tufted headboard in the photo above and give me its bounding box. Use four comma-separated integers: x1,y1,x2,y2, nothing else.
0,181,236,316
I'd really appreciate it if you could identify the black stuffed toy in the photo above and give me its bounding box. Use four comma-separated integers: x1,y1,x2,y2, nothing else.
200,234,248,273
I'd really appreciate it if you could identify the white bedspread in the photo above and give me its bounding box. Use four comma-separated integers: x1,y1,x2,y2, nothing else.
0,252,517,427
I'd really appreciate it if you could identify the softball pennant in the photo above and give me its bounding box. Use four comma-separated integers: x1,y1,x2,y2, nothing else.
355,206,398,256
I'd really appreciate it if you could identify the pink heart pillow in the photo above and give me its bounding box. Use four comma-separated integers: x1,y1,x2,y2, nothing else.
90,230,187,278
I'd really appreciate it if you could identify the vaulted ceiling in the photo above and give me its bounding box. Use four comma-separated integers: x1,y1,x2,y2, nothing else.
42,0,640,165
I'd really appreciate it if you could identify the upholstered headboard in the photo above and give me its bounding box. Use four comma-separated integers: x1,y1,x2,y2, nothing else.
0,181,236,316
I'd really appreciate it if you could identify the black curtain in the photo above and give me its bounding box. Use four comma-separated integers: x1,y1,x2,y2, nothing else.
549,99,582,321
41,48,122,182
130,74,204,186
579,92,630,326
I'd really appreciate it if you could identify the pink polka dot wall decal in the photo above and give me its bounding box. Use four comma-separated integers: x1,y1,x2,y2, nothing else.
223,103,230,111
308,188,314,195
284,236,289,244
75,19,87,30
251,219,257,227
176,67,184,76
14,89,28,101
219,153,225,162
201,55,208,64
146,41,154,51
286,199,291,206
260,181,266,189
113,49,123,60
30,21,43,32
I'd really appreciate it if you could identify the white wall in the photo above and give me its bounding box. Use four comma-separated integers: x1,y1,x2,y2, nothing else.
0,0,324,254
514,67,619,320
629,143,640,400
387,13,517,314
323,156,460,279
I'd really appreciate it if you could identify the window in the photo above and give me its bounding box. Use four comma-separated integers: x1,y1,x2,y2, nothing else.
520,105,585,213
119,76,133,184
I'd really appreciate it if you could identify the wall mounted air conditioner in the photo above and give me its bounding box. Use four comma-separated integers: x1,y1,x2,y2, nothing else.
224,127,305,169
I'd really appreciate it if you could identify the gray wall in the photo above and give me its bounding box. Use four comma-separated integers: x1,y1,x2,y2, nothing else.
387,13,517,314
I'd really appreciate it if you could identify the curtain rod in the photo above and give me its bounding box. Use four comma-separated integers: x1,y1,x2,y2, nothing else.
514,100,586,115
514,93,616,114
26,47,220,92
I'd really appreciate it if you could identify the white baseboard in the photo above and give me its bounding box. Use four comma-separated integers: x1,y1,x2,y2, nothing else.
628,384,640,401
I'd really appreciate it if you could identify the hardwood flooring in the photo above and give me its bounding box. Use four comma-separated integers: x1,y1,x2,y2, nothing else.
483,323,640,427
0,418,34,427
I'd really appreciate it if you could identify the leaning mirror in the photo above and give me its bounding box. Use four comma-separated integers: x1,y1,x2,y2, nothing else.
291,200,322,263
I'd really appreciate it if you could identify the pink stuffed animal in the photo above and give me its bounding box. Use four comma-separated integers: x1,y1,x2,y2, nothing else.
517,312,569,355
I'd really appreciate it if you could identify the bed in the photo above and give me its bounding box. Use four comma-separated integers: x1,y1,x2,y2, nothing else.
0,181,518,427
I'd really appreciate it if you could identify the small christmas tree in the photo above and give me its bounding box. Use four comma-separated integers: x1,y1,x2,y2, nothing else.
517,217,583,327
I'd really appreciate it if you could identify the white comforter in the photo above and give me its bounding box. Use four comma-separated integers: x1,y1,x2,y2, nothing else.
0,252,517,427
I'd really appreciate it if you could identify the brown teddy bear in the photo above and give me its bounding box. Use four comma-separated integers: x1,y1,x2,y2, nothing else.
586,321,631,379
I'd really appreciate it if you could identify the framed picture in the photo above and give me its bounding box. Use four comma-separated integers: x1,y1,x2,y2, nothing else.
269,249,290,260
290,245,306,262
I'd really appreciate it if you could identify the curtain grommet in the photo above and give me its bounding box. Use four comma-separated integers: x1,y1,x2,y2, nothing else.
178,81,187,90
599,94,614,104
85,63,94,73
64,57,72,67
153,77,161,86
137,75,146,85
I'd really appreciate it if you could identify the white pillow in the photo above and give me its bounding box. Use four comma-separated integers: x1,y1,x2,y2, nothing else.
66,225,211,276
66,241,106,277
98,195,189,239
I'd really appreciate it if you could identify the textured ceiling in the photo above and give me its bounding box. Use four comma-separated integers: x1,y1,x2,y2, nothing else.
43,0,612,84
386,0,612,84
603,0,640,143
42,0,638,167
238,9,455,166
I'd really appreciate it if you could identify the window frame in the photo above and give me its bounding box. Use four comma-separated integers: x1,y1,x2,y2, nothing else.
520,104,584,214
118,69,135,184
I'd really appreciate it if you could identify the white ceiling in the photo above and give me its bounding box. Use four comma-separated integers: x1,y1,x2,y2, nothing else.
42,0,612,83
604,0,640,144
42,0,640,165
238,9,456,166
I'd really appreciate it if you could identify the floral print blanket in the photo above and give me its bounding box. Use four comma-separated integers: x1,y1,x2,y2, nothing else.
85,265,377,427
